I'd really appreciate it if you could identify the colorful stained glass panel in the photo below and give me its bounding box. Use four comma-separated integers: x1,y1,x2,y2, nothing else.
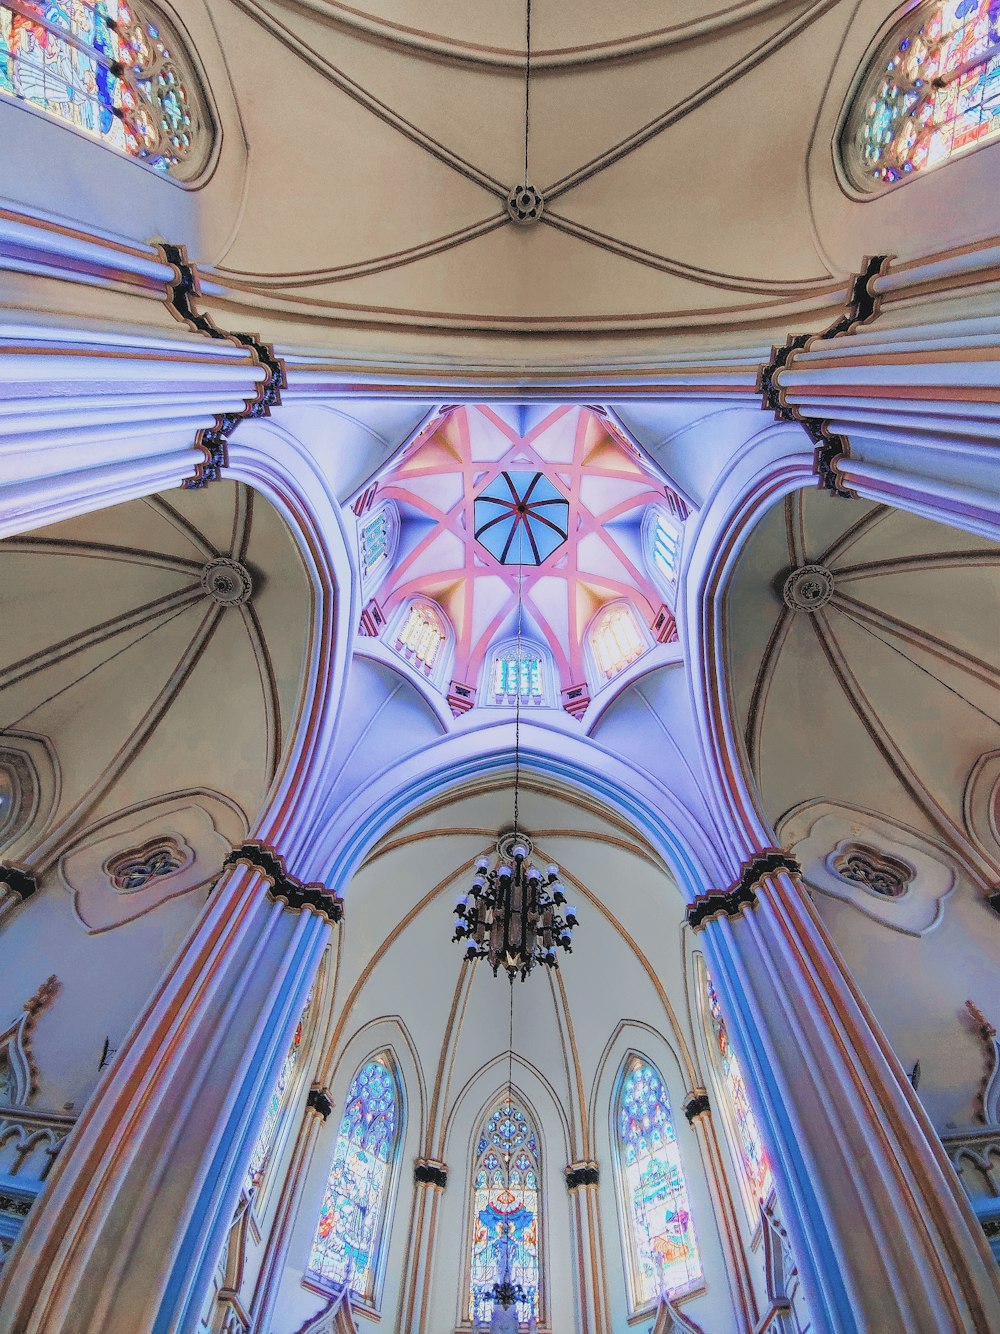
244,989,313,1194
468,1099,541,1323
616,1057,701,1307
307,1055,401,1302
847,1,1000,187
705,976,773,1217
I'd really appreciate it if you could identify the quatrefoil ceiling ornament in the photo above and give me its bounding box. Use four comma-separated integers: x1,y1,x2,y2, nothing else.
506,183,544,226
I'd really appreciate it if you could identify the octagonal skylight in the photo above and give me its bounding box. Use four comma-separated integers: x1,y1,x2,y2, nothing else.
473,471,569,566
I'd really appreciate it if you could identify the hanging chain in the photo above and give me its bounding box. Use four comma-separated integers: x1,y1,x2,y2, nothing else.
513,516,524,835
523,0,532,185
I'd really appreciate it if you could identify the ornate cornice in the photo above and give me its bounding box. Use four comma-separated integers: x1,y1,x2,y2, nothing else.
223,841,344,925
564,1161,600,1191
414,1158,448,1188
686,850,801,932
0,864,37,901
759,255,887,496
306,1085,334,1121
159,243,286,489
682,1091,711,1124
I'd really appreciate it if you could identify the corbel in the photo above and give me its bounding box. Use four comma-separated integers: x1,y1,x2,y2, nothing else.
564,1161,600,1191
223,841,344,926
158,243,286,489
414,1158,448,1189
686,851,801,933
682,1091,711,1124
758,255,889,496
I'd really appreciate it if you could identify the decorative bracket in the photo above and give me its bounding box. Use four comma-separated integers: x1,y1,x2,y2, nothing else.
682,1091,711,1124
223,841,344,925
758,255,888,496
0,863,37,903
564,1161,600,1191
686,851,801,932
159,243,286,489
414,1158,448,1188
306,1085,334,1121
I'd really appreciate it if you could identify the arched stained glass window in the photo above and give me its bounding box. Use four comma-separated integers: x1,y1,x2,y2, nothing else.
394,600,447,676
615,1056,702,1309
359,503,398,589
589,601,647,683
244,988,314,1196
703,972,773,1221
468,1098,542,1324
307,1053,402,1303
0,1,210,178
487,641,547,706
844,1,1000,189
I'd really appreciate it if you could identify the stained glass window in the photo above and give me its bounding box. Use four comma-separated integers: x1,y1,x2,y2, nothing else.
704,975,773,1219
395,601,446,675
468,1099,542,1324
844,1,1000,189
360,503,397,587
244,989,313,1196
652,514,681,586
307,1054,402,1303
0,1,208,177
489,644,545,705
615,1056,702,1309
589,602,647,682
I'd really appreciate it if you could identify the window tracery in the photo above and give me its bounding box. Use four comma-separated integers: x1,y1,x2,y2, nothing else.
702,972,773,1220
359,503,398,591
468,1098,542,1324
307,1053,402,1305
614,1055,702,1308
643,507,683,594
843,1,1000,189
486,641,547,707
0,0,210,178
588,602,648,684
244,988,314,1196
831,842,914,897
394,600,448,678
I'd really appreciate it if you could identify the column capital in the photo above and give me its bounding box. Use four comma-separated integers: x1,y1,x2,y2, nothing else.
0,863,37,901
682,1090,711,1124
413,1158,448,1189
564,1161,600,1191
223,842,344,925
686,850,801,932
305,1086,333,1122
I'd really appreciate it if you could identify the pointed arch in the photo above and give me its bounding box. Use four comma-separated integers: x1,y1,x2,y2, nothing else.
481,636,555,708
306,1049,404,1306
467,1093,543,1324
612,1052,702,1312
585,600,651,689
389,597,454,689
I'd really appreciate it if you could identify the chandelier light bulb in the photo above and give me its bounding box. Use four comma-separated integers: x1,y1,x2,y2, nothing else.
551,882,566,905
546,864,559,880
498,862,513,880
472,874,486,892
526,865,541,885
565,906,578,926
476,856,491,874
512,843,527,861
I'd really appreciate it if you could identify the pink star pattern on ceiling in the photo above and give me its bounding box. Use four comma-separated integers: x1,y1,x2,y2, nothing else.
364,405,676,698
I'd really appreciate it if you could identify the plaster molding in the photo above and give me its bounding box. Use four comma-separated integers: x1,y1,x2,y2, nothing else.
685,851,800,932
0,975,60,1106
223,842,344,925
160,243,286,489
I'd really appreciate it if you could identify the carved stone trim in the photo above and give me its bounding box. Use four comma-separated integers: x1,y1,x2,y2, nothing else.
159,243,286,489
414,1158,448,1188
0,975,60,1104
0,864,36,902
758,255,888,496
306,1085,334,1122
686,851,802,933
564,1161,599,1191
222,842,344,925
683,1091,711,1124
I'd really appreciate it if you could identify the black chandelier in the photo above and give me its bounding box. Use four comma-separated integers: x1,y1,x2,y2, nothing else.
453,833,577,981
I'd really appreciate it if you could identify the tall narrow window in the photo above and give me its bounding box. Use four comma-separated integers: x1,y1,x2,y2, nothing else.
0,1,211,178
307,1053,403,1304
359,503,398,589
487,641,547,706
244,988,314,1196
589,602,647,683
615,1056,702,1309
468,1098,542,1324
843,2,1000,190
394,600,447,676
703,973,773,1219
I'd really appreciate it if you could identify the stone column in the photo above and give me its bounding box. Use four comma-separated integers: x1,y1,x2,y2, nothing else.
691,852,1000,1334
680,1093,758,1334
396,1158,448,1334
564,1162,611,1334
248,1084,334,1332
0,843,342,1334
